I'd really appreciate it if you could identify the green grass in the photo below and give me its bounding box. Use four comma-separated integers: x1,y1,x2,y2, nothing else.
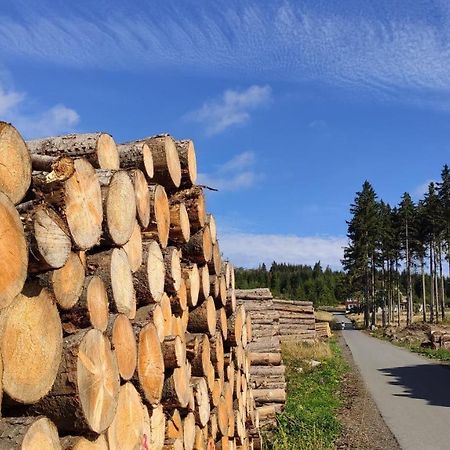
265,339,348,450
408,345,450,360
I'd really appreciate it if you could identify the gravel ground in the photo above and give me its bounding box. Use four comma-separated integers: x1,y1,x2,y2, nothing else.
335,332,401,450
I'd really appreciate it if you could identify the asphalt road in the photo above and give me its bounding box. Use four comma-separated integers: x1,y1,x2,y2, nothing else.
337,313,450,450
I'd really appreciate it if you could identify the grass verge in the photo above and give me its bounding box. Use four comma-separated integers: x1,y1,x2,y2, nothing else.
265,339,348,450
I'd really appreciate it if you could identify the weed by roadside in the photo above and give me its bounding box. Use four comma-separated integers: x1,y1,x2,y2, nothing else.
265,339,347,450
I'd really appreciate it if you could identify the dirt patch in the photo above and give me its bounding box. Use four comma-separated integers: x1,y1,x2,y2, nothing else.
335,332,400,450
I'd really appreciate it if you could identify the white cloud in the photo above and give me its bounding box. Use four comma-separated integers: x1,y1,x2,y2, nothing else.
413,179,437,199
0,84,79,138
220,232,346,269
197,151,262,191
186,85,271,135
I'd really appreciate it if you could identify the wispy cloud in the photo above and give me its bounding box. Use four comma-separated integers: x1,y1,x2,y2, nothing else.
186,85,271,135
0,83,79,138
220,231,346,269
198,151,262,191
3,1,450,107
413,179,437,199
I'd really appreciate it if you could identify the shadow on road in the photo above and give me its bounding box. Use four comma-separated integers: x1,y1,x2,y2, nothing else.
379,364,450,407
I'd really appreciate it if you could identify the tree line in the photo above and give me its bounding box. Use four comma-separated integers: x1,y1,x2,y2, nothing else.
343,164,450,328
235,262,346,306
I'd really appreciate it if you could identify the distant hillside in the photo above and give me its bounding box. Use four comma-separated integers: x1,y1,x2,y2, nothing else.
235,262,347,306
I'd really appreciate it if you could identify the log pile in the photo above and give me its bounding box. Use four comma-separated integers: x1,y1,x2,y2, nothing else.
235,289,285,433
0,122,260,449
315,311,333,339
272,299,316,342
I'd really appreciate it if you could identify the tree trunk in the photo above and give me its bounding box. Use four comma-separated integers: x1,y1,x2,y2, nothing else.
175,139,197,188
129,168,151,228
0,417,60,449
27,132,119,170
107,383,146,450
421,257,427,322
0,192,28,309
87,248,136,319
117,141,154,179
0,285,62,404
0,122,32,205
430,242,435,323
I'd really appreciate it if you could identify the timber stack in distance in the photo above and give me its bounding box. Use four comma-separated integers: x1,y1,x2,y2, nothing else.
0,123,260,449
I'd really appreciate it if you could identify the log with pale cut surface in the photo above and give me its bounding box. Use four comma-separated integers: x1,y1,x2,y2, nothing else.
162,362,191,409
117,141,154,179
166,409,183,442
161,335,185,369
183,412,196,450
0,192,28,309
1,285,62,404
0,417,60,449
135,322,165,406
106,314,137,381
170,186,206,233
163,246,182,295
87,248,136,319
147,404,165,450
129,168,150,228
198,264,210,302
27,132,119,170
134,240,165,305
123,220,143,273
107,383,146,450
188,296,217,336
0,122,32,205
175,139,197,188
23,204,71,272
29,329,120,434
208,241,222,275
169,201,190,244
97,169,136,246
191,377,210,427
183,225,212,265
145,184,170,248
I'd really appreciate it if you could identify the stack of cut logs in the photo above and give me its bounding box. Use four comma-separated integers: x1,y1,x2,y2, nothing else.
0,122,259,449
273,299,316,342
315,311,333,339
235,289,286,434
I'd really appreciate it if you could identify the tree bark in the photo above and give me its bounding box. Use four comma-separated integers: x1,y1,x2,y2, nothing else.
117,141,154,179
175,139,197,188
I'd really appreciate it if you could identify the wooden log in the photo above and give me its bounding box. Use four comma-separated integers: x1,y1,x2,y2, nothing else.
123,220,143,272
46,251,85,310
0,417,60,449
170,187,206,233
252,389,286,404
247,336,280,353
87,248,136,319
147,404,166,450
160,293,174,338
135,304,165,342
248,353,281,366
28,329,120,433
216,307,228,341
106,314,137,381
166,409,183,440
24,204,71,272
61,434,108,449
208,241,222,275
175,139,197,188
0,285,62,404
183,413,196,450
187,334,212,382
117,141,154,179
182,225,212,264
198,264,210,301
27,132,119,169
210,275,219,299
208,412,218,442
163,246,182,295
97,169,136,245
217,396,229,437
234,289,272,301
0,122,31,204
183,263,200,308
36,158,103,250
188,296,217,336
162,335,186,369
129,168,151,228
226,289,237,316
142,135,181,190
162,362,191,409
169,201,190,244
145,184,170,249
107,383,146,450
135,322,165,406
215,275,227,308
227,305,245,347
133,240,165,305
250,366,286,376
0,192,28,309
60,274,109,333
191,377,210,427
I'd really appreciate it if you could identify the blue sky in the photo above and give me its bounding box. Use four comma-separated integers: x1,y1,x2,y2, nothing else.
1,0,450,268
